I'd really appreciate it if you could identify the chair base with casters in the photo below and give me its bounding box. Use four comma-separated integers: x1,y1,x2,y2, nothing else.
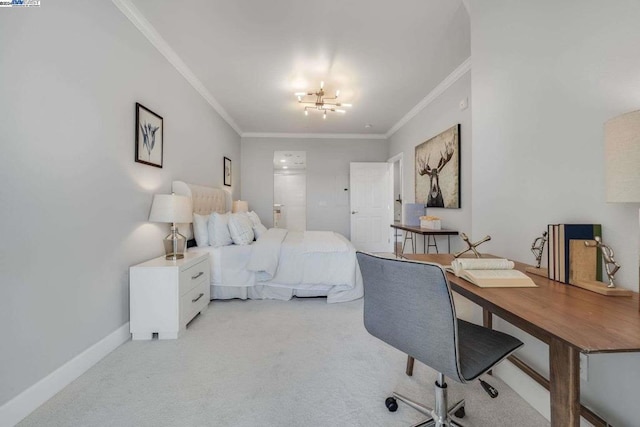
356,252,524,427
387,372,465,427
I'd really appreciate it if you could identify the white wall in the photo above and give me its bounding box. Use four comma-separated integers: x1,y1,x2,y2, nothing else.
241,137,388,238
388,72,472,254
0,0,240,410
469,1,640,425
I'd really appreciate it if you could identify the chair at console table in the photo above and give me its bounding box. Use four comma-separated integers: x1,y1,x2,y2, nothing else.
403,253,640,427
390,223,459,256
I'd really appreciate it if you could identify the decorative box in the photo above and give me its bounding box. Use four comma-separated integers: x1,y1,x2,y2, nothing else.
420,217,441,230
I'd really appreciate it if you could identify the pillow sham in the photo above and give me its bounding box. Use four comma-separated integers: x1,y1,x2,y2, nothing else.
228,212,255,245
247,210,262,227
192,213,210,247
253,223,268,240
207,212,233,247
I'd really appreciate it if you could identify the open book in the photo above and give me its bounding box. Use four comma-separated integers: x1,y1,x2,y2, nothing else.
446,259,537,288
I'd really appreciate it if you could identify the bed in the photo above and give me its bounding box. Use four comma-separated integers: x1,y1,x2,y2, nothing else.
172,181,363,303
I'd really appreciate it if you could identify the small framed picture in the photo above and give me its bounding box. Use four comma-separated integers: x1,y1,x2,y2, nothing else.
224,157,232,186
135,103,163,168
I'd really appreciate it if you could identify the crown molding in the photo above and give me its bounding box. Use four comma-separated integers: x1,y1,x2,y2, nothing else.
111,0,242,136
385,57,471,138
241,132,388,140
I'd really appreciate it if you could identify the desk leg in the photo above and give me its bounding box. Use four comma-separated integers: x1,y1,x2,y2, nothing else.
395,230,399,258
549,338,580,427
482,309,492,329
406,356,415,376
483,310,493,375
448,235,451,253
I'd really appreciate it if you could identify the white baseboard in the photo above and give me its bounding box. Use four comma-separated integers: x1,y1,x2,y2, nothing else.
494,360,595,427
0,323,130,427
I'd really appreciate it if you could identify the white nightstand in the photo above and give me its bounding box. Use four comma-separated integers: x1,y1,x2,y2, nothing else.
129,252,210,340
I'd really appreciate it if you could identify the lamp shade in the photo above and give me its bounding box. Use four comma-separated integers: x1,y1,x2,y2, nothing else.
605,110,640,202
148,194,193,223
232,200,249,213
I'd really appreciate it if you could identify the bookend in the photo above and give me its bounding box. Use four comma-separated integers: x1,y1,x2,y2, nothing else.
527,231,548,278
525,266,549,278
571,279,633,297
569,240,632,297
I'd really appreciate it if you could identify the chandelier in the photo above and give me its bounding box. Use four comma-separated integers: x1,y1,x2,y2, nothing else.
294,81,352,119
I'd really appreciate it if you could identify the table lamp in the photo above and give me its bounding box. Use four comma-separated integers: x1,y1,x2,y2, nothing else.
605,110,640,204
232,200,249,213
149,193,193,260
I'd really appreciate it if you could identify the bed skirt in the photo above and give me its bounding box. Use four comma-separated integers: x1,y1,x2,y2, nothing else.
210,284,330,301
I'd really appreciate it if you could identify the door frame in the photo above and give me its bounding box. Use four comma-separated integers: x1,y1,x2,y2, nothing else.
388,152,403,252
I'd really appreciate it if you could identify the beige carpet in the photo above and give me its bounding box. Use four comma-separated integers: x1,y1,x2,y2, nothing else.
19,298,548,426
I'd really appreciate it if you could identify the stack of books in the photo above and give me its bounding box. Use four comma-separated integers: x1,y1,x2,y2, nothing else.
547,224,603,283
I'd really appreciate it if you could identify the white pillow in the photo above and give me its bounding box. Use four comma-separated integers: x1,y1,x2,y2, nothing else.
253,223,268,240
192,213,210,247
247,211,262,227
208,212,233,247
228,212,255,245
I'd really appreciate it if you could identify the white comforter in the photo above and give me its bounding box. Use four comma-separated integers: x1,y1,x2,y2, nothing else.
200,229,363,303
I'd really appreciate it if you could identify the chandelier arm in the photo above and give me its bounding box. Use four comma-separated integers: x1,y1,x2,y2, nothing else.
297,82,351,114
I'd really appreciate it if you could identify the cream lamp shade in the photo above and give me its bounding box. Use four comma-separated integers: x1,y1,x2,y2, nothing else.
148,194,192,260
605,110,640,202
232,200,249,213
148,194,193,223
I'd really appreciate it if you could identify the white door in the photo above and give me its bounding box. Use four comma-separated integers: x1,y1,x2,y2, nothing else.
350,162,392,252
274,172,306,231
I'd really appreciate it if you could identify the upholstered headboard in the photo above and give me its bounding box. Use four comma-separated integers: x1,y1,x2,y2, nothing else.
172,181,231,240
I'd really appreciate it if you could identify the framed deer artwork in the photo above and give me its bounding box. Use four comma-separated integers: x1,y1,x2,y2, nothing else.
135,103,163,168
415,124,460,208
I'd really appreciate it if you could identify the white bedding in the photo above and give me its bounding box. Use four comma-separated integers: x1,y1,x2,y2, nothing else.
190,228,363,303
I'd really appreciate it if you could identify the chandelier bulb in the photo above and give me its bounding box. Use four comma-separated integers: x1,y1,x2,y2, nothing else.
304,110,308,116
336,90,340,97
320,81,324,89
323,112,327,119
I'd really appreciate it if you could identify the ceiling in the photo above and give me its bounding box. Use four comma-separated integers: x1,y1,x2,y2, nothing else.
127,0,470,136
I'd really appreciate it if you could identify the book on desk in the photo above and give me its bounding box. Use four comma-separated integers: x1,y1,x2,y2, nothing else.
446,258,537,288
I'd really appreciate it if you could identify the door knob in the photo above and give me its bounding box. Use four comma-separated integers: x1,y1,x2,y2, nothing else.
351,210,358,214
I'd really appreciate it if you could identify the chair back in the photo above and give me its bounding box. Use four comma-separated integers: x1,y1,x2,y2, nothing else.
357,252,464,382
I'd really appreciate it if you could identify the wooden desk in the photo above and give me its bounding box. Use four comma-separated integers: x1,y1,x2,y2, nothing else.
404,253,640,427
390,223,458,255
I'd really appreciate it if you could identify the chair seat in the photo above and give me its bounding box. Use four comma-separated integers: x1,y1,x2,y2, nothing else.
457,320,523,382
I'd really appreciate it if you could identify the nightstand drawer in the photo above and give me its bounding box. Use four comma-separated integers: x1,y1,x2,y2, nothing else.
180,259,210,295
180,281,209,324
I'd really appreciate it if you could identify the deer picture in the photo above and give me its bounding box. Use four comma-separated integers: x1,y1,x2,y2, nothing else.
417,140,455,207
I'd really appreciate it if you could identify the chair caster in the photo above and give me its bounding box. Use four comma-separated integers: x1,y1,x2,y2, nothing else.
454,406,465,418
385,397,398,412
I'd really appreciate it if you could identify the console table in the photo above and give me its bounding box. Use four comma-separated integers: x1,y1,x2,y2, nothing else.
403,253,640,427
390,223,458,255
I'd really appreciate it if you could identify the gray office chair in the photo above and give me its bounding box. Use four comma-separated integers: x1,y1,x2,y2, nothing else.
356,252,523,427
